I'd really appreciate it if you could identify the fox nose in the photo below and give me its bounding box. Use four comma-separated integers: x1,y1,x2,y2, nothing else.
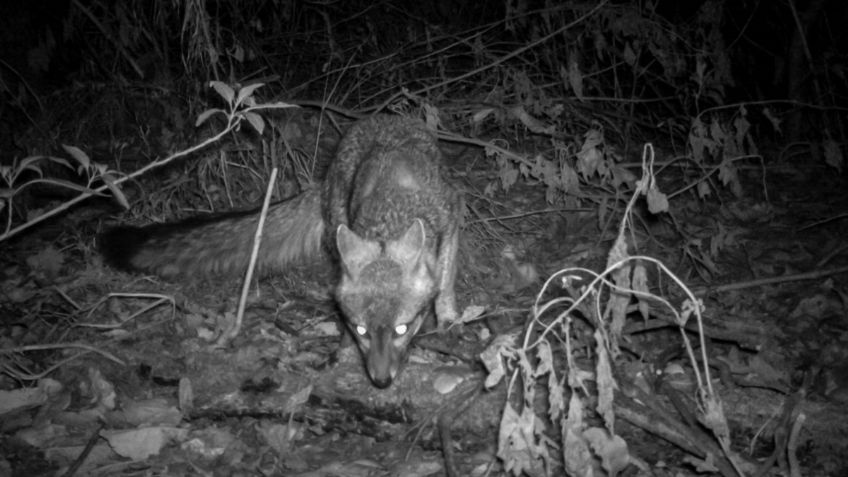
368,359,395,388
371,375,393,389
367,356,396,388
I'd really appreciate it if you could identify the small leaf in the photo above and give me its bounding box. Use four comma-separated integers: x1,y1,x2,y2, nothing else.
20,163,44,178
594,329,616,430
622,42,636,65
284,384,312,415
195,108,223,127
209,81,235,104
432,368,466,394
39,178,101,195
236,83,264,105
479,332,517,389
18,156,47,174
0,385,50,415
697,181,711,198
509,105,553,135
45,156,73,171
471,107,495,125
120,398,182,426
646,186,669,214
243,111,265,135
482,347,506,389
458,305,485,324
101,426,188,461
564,425,593,476
632,262,650,321
178,378,193,415
823,139,844,173
567,55,584,100
62,145,91,169
534,340,553,377
232,45,245,63
761,107,782,134
683,453,720,473
25,246,64,275
102,173,129,209
584,427,631,475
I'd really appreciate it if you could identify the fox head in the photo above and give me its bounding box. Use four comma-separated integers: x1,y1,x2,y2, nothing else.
335,219,438,388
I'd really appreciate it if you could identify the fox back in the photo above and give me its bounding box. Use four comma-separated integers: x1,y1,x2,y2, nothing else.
325,116,462,388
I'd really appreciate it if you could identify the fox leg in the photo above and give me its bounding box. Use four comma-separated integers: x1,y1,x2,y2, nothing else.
435,220,460,327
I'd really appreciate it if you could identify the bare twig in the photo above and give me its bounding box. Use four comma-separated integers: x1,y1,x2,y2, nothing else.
60,422,105,477
437,382,483,477
799,212,848,231
692,265,848,296
216,167,278,346
787,412,806,477
77,293,175,329
0,343,125,365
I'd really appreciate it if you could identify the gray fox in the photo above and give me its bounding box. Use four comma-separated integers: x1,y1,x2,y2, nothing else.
101,114,463,388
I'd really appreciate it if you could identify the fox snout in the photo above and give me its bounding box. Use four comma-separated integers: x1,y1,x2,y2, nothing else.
364,325,403,388
352,318,420,389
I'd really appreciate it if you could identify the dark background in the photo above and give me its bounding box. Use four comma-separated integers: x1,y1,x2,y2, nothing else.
2,0,846,158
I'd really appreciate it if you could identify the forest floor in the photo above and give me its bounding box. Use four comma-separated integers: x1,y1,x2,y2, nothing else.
2,112,848,476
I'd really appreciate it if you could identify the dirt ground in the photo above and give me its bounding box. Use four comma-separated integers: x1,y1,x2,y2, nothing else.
2,111,848,477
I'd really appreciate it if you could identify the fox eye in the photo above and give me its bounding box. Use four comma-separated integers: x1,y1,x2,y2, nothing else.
355,325,367,336
395,324,408,336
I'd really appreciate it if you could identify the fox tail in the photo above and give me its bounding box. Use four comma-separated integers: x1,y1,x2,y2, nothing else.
100,187,325,278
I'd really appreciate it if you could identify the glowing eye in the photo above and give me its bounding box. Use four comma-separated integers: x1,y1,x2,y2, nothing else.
395,324,408,335
355,325,367,336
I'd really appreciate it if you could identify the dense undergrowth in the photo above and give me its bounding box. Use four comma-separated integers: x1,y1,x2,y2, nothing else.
2,0,847,475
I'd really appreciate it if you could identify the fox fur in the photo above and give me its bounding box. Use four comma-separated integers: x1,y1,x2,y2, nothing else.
101,114,463,388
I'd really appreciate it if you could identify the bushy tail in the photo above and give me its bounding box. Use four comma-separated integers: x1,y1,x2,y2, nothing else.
100,187,325,278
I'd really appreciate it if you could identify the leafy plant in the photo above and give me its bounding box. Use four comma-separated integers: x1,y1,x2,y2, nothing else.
486,145,742,476
0,149,124,238
0,82,294,242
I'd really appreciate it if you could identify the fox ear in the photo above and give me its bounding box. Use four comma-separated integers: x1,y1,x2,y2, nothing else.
390,219,426,267
336,224,380,275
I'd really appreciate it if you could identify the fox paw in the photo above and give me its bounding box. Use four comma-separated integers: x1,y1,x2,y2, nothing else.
435,296,459,326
